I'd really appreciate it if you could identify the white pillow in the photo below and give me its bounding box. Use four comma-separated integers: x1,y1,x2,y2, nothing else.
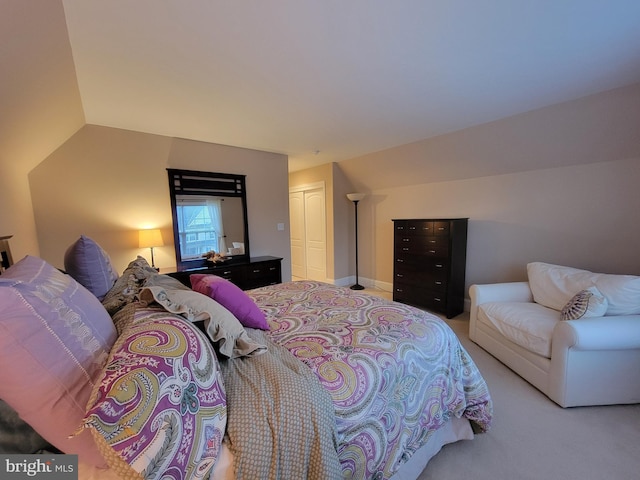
527,262,640,316
560,287,609,320
594,274,640,316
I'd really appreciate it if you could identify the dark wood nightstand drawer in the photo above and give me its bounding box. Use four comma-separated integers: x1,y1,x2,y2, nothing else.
167,256,282,290
244,259,281,289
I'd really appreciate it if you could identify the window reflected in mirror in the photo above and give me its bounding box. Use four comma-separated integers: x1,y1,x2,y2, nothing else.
168,169,249,270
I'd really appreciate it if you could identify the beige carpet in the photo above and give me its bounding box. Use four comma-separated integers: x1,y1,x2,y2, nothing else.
417,314,640,480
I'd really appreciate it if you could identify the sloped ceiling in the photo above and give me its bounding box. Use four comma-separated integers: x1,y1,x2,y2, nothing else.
62,0,640,172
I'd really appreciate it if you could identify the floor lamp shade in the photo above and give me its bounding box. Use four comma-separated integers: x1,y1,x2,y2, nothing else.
139,228,163,268
347,193,365,290
346,193,366,203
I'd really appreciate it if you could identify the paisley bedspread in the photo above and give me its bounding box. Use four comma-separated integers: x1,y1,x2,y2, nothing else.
248,281,493,480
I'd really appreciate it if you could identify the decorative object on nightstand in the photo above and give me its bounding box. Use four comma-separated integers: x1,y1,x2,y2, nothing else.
203,250,227,264
392,218,468,318
347,193,366,290
139,228,163,270
0,235,13,273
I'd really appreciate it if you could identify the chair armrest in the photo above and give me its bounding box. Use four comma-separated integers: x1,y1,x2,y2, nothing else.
553,316,640,352
469,282,533,342
469,282,533,306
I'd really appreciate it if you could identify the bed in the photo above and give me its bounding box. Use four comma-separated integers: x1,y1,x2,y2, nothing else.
0,243,492,480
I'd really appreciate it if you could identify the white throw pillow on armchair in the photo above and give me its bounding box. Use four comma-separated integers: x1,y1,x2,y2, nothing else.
527,262,640,316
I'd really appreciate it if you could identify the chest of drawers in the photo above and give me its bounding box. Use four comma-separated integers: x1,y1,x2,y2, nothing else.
392,219,468,318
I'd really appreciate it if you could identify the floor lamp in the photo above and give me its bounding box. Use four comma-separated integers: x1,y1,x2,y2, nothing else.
347,193,366,290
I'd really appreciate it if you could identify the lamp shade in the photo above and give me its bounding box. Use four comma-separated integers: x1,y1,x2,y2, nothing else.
346,193,366,202
139,229,163,248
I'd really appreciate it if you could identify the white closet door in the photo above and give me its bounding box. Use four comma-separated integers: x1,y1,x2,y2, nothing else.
289,184,326,282
303,187,326,281
289,191,306,279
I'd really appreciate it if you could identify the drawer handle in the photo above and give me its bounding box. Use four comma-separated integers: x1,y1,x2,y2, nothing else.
223,270,232,275
429,240,436,243
396,288,403,293
396,258,404,263
402,247,409,251
435,264,443,268
435,281,442,285
434,297,442,302
396,273,404,278
438,227,445,231
269,267,276,271
428,250,436,254
403,238,410,242
253,269,260,273
409,226,416,230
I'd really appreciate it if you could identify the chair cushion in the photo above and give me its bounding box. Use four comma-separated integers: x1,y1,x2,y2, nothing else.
478,301,559,358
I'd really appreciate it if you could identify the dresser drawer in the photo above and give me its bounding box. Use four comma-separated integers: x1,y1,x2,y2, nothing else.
423,292,448,310
392,282,420,304
424,272,448,292
392,283,448,311
395,241,449,257
214,267,242,283
395,220,437,236
245,261,281,289
394,255,449,271
433,221,450,236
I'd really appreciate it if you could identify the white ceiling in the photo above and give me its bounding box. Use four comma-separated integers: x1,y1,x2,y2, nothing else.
62,1,640,172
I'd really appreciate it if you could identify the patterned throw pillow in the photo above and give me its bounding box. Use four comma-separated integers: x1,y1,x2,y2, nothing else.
82,306,227,480
560,287,609,320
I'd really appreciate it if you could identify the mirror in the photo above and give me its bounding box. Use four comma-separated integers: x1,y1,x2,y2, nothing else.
168,169,250,270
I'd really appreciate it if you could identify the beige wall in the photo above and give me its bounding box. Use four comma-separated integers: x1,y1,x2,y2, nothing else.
336,84,640,294
0,0,84,260
368,158,640,294
29,125,291,278
339,83,640,191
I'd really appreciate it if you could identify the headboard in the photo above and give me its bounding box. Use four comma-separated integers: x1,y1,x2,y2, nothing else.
0,235,13,273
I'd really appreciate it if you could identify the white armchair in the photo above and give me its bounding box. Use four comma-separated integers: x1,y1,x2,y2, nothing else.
470,279,640,407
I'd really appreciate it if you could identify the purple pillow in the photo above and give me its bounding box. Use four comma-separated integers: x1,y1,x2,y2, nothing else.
190,274,269,330
0,256,116,467
64,235,119,300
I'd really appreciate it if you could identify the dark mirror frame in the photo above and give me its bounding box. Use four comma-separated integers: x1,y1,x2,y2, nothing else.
168,168,250,271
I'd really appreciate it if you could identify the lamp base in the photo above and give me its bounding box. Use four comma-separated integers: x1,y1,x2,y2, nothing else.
350,284,365,290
